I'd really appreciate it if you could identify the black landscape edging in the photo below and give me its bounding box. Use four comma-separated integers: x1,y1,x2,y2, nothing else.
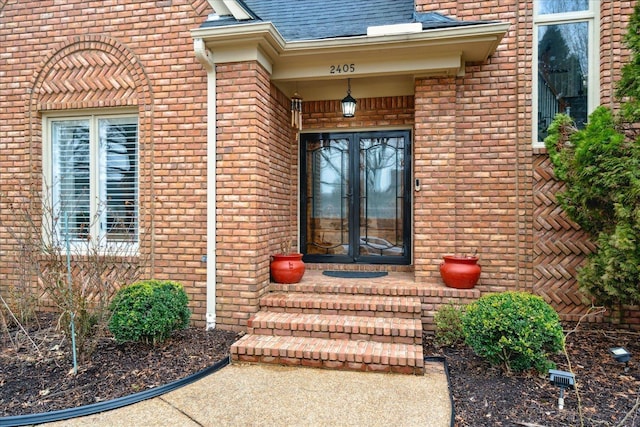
0,355,230,427
424,355,455,427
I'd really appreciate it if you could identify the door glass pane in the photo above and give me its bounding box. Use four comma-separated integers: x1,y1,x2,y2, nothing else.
52,120,90,240
305,138,350,255
537,21,589,142
537,0,589,15
359,137,405,258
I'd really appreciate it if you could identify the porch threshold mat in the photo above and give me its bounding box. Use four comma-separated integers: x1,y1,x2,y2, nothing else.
322,271,388,279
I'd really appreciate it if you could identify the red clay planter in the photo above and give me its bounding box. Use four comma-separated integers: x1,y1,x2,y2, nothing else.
439,255,481,289
270,253,306,284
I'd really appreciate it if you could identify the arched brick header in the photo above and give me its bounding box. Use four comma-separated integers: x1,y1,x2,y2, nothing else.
31,35,152,111
26,34,156,272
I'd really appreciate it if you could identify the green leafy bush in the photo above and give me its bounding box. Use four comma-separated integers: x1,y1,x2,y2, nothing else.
462,292,564,373
434,303,466,347
108,279,190,344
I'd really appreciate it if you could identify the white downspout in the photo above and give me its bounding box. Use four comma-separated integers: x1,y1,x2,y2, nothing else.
194,38,217,330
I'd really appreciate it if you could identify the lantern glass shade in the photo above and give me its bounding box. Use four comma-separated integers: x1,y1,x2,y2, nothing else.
341,93,357,118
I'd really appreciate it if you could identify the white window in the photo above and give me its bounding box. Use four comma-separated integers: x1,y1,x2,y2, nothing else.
533,0,599,147
44,113,139,247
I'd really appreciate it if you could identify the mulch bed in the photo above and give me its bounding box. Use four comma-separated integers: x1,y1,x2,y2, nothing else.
1,315,639,426
424,325,640,426
0,315,239,417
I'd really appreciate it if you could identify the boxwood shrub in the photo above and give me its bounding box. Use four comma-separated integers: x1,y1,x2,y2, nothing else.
108,279,191,344
434,303,466,347
462,291,564,373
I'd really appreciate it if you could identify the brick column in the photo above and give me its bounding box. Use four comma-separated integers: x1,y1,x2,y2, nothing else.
215,61,273,331
413,77,458,281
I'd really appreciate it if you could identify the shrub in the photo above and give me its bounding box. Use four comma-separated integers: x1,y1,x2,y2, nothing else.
108,279,190,344
434,303,466,347
462,291,564,373
2,184,147,362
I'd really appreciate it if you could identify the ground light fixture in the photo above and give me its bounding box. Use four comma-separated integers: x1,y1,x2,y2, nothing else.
341,78,357,118
549,369,575,410
610,346,632,371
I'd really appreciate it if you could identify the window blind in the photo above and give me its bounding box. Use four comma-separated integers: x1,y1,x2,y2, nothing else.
52,120,91,240
51,116,138,244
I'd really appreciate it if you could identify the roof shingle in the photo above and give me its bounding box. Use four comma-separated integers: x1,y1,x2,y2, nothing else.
202,0,490,41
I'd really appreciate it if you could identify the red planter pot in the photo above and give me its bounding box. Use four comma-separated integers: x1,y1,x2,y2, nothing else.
270,253,306,284
439,255,481,289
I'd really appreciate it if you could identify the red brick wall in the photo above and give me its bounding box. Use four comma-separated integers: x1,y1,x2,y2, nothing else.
303,96,414,129
413,77,458,279
215,62,270,330
411,1,531,293
2,0,639,331
600,1,635,109
268,86,301,258
0,0,212,325
214,61,301,330
415,0,637,326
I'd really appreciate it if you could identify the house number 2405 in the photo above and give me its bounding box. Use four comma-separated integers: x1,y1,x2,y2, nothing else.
329,64,355,74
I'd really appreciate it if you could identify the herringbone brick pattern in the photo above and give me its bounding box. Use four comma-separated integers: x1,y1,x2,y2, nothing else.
38,50,137,110
36,258,141,309
533,154,600,321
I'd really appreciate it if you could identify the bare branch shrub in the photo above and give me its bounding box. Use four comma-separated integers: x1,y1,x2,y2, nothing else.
1,181,149,362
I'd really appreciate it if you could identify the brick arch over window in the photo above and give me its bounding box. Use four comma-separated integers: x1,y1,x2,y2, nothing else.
27,35,156,274
31,35,152,111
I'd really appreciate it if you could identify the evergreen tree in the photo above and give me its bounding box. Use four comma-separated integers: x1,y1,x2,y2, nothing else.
545,4,640,309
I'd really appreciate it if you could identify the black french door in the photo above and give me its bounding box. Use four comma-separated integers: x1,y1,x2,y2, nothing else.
300,131,411,265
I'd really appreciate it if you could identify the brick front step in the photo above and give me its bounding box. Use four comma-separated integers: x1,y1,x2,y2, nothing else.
270,271,481,299
231,334,424,375
260,292,421,319
248,311,422,345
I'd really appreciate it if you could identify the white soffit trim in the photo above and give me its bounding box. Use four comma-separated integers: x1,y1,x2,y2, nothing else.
208,0,253,20
191,21,510,97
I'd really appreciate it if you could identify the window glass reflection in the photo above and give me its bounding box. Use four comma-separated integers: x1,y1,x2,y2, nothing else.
537,22,588,141
537,0,589,15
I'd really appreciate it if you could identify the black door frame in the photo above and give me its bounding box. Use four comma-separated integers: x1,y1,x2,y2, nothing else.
300,130,411,265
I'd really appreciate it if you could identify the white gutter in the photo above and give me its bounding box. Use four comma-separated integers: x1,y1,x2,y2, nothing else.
194,38,217,330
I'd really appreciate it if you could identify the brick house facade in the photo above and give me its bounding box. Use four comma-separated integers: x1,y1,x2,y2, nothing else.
1,0,638,333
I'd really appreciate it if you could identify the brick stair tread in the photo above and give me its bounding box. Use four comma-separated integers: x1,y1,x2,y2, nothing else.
271,281,426,296
260,292,422,314
249,311,422,338
231,334,424,369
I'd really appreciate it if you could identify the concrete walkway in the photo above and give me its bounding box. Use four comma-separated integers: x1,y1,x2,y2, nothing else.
40,361,451,427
